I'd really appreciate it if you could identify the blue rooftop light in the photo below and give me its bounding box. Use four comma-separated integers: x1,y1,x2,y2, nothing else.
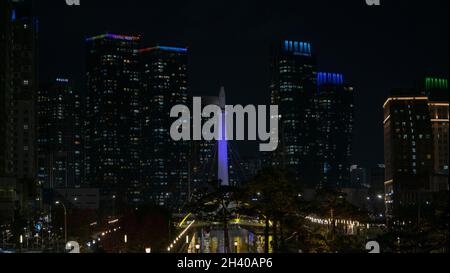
317,72,344,86
158,46,188,53
283,40,312,56
11,9,16,22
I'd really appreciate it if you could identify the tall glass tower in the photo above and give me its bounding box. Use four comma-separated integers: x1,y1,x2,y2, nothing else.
140,45,189,208
269,40,319,187
85,34,142,206
316,72,355,189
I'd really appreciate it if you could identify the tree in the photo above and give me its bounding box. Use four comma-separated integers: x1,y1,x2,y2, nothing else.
187,180,244,253
243,167,300,253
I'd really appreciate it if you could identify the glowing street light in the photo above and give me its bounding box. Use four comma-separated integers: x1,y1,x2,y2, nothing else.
54,201,67,243
195,244,200,253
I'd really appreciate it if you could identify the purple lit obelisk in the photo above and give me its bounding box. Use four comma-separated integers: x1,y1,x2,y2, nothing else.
218,87,229,186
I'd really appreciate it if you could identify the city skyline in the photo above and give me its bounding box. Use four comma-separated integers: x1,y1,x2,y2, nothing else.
1,0,448,255
34,0,449,167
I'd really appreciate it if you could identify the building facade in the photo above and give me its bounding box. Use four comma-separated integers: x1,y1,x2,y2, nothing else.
425,77,449,176
85,34,142,207
38,78,83,189
140,45,189,208
316,72,355,189
1,0,39,222
269,40,319,187
383,92,434,221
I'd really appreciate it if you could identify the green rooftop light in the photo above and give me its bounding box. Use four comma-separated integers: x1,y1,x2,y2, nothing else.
425,77,448,91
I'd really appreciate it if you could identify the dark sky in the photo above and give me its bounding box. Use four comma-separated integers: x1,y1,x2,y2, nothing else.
34,0,449,167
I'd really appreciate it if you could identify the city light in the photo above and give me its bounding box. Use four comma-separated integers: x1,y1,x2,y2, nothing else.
0,0,447,257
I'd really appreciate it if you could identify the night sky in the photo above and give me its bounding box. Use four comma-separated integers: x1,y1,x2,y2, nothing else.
34,0,449,167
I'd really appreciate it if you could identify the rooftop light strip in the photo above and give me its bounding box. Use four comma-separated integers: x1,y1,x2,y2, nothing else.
86,34,141,42
317,72,344,86
139,46,188,53
383,97,429,109
284,40,312,56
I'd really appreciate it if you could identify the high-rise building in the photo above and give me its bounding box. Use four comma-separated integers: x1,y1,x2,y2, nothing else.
368,164,386,193
0,0,13,173
383,91,434,221
85,34,142,206
0,0,14,223
241,156,263,179
269,40,319,187
425,77,449,176
350,165,367,189
0,0,39,222
38,78,83,189
140,45,189,208
316,72,355,189
10,0,38,182
190,96,219,188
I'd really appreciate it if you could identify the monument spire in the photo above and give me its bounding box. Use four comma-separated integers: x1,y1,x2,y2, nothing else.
218,86,229,186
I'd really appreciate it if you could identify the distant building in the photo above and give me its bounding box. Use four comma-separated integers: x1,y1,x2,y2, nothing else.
190,96,219,188
140,45,189,208
9,0,38,183
241,156,263,179
0,0,12,178
316,73,355,189
425,77,449,176
85,34,142,207
269,40,319,187
38,78,83,189
0,0,39,219
383,91,434,222
350,165,367,188
54,188,100,210
368,164,385,193
0,178,17,224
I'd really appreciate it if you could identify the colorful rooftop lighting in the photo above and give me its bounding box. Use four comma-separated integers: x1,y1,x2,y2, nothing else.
317,72,344,86
425,77,448,91
284,40,312,56
86,34,141,42
139,46,188,54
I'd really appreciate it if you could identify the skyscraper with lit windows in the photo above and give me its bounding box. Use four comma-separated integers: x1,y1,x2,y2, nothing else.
425,77,449,176
140,45,189,208
383,90,434,222
38,78,83,189
85,34,142,205
316,72,355,189
0,0,12,178
0,0,39,221
269,40,319,187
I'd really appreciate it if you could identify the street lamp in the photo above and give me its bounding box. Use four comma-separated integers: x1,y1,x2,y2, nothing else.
145,247,151,253
195,244,200,254
124,234,127,253
20,234,23,252
55,201,67,245
234,241,238,253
